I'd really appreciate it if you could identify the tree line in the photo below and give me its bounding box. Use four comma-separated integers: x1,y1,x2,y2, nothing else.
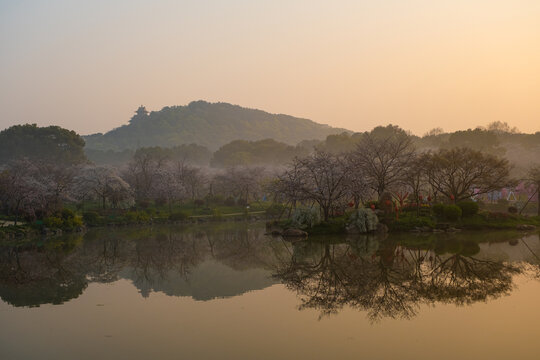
1,123,539,225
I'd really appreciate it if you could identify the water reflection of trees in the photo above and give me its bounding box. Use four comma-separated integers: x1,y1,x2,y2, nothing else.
273,236,523,321
1,228,539,320
0,224,287,307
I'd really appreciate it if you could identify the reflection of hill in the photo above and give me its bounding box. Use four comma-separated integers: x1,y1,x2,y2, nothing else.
0,224,288,307
123,261,275,300
1,228,540,318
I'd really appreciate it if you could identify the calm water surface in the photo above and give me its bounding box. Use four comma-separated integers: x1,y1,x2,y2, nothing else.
1,223,540,360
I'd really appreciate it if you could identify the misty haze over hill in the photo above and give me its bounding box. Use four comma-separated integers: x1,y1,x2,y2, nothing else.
84,101,348,151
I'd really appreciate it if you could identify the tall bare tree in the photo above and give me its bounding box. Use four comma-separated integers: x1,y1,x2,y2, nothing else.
424,148,513,203
352,125,415,198
278,151,350,221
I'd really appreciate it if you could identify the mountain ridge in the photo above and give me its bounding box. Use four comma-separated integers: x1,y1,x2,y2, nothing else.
84,100,349,151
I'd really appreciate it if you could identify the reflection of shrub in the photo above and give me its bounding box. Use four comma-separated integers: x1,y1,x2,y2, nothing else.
461,240,481,256
457,201,479,217
169,212,188,221
124,211,150,223
443,205,462,221
83,211,102,226
291,207,320,229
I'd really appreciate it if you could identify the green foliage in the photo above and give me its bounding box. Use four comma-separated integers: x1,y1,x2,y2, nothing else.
308,217,346,235
211,139,308,167
0,124,87,165
291,207,320,229
124,211,150,223
346,208,379,233
432,203,445,218
265,203,286,218
443,128,505,155
508,206,518,214
443,205,462,221
43,209,83,230
169,211,188,221
389,214,435,231
82,211,102,226
84,101,345,152
457,201,479,217
212,209,223,220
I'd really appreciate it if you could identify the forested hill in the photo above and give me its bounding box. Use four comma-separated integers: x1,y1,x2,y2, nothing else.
84,101,347,151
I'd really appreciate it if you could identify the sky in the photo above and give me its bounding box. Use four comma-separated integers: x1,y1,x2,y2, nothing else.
1,0,539,136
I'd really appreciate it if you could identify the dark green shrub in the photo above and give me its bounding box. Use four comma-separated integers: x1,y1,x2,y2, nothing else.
194,199,205,207
457,201,479,217
60,208,76,220
43,216,63,228
169,211,188,221
266,203,286,218
508,206,518,214
200,207,213,215
83,211,101,226
236,198,248,206
389,214,435,231
155,198,167,207
136,199,150,209
432,203,445,218
124,211,150,223
443,205,462,221
224,197,236,206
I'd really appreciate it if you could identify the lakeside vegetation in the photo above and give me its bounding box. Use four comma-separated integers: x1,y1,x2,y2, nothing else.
1,112,539,241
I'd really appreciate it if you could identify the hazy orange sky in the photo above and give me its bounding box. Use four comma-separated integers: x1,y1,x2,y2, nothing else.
1,0,539,135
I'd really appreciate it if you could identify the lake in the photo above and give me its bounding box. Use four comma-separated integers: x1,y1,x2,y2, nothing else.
1,223,540,360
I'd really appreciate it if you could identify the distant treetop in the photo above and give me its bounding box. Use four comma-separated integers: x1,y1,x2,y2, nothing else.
0,124,87,165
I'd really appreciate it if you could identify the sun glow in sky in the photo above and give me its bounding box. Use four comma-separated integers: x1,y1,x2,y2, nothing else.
1,0,539,135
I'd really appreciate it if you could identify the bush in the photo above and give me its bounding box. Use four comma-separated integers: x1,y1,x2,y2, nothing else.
457,201,479,217
43,216,63,228
83,211,102,226
155,198,167,207
44,209,83,230
508,206,518,214
346,208,379,233
224,197,236,206
136,199,151,209
432,203,445,218
212,209,223,220
194,199,205,207
124,211,150,223
169,211,188,221
390,215,435,232
291,207,320,229
60,208,76,220
266,203,286,218
443,205,462,221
